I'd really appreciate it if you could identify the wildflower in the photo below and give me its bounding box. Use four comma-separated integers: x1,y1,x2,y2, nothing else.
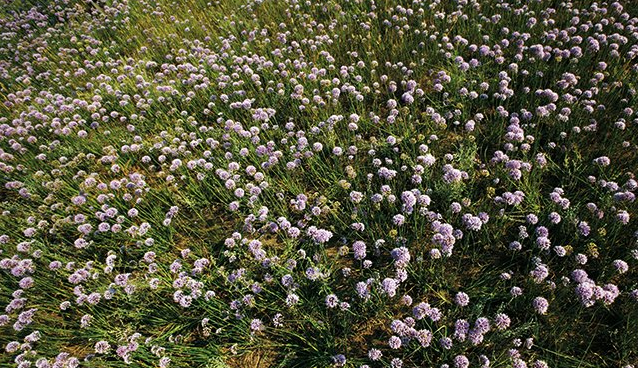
159,357,171,368
613,260,629,274
325,294,339,308
510,287,523,297
285,294,299,307
455,292,470,307
391,247,411,268
311,228,333,244
462,214,483,231
401,295,413,306
353,241,367,260
494,313,511,330
350,191,364,203
439,337,453,350
454,355,470,368
381,278,398,297
266,313,282,329
332,354,346,367
95,341,110,354
533,297,549,314
393,214,405,226
532,361,548,368
593,156,610,166
250,319,263,332
578,221,591,237
388,336,402,349
368,348,382,361
454,319,469,341
617,210,630,225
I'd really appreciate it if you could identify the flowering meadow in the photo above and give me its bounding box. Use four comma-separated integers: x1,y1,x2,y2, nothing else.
1,0,638,367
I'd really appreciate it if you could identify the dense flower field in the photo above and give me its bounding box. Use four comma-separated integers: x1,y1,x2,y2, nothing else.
1,0,637,367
